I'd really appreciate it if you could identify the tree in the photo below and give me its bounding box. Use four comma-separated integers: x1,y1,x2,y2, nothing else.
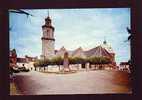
34,59,49,71
87,56,111,69
68,57,86,70
33,60,39,71
34,57,64,71
50,56,63,70
100,57,111,64
69,57,85,64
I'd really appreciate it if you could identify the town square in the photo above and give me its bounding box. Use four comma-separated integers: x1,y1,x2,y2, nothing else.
9,8,132,95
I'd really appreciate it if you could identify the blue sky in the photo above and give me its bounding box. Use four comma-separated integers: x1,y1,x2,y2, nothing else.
9,8,130,64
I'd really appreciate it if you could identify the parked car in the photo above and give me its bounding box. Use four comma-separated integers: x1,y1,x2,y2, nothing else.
10,67,20,73
18,67,30,72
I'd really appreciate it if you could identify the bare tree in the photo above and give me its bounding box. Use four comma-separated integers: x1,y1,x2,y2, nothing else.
9,9,33,31
9,9,33,16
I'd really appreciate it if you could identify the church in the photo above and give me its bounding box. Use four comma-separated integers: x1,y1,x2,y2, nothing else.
40,14,116,65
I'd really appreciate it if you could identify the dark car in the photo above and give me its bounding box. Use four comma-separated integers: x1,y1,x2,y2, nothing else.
10,67,20,73
18,67,30,72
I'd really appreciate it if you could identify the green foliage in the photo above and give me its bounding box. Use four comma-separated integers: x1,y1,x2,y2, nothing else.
87,56,111,64
34,59,50,67
33,56,63,67
69,57,86,64
33,56,111,67
50,56,63,65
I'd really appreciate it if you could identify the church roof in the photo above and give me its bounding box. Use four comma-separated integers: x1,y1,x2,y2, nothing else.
55,45,114,59
72,47,86,58
68,51,73,56
56,46,67,57
85,46,112,58
60,46,66,51
101,40,114,53
72,47,82,55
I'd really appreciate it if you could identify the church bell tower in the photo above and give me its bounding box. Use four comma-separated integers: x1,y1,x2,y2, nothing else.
41,13,55,59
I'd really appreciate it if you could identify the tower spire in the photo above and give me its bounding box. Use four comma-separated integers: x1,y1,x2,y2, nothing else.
103,36,107,44
41,9,55,59
47,10,49,17
45,10,52,26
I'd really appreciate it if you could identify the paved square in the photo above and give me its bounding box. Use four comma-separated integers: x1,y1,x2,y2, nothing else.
12,70,131,95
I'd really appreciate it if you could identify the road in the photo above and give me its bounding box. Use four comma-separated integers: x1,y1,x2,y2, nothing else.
12,70,132,95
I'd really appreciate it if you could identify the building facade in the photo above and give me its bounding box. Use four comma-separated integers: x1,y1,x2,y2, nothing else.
40,14,116,66
9,49,17,67
41,14,55,59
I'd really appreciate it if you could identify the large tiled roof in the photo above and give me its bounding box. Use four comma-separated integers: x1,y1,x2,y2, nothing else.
55,46,67,57
55,45,113,59
72,47,86,58
101,40,114,53
84,46,112,58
